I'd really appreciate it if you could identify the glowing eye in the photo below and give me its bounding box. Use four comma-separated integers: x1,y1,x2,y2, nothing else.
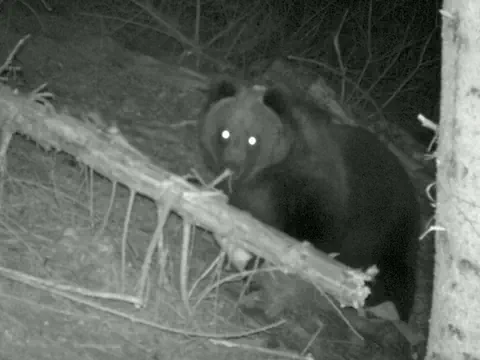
248,136,257,146
221,130,231,140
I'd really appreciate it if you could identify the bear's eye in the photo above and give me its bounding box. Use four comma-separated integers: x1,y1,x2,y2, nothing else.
221,130,231,141
248,136,257,147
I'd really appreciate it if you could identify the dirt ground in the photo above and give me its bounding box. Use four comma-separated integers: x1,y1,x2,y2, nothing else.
0,4,434,360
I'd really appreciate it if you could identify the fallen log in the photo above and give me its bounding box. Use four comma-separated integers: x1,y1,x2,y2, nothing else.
0,83,370,314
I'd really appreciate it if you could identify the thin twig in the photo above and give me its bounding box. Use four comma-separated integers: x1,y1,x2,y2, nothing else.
333,10,349,100
121,189,136,293
0,34,31,75
180,217,193,315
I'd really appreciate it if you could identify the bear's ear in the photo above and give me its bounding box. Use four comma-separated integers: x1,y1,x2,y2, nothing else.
262,87,290,117
206,79,238,105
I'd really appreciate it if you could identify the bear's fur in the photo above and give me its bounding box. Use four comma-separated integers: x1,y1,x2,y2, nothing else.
197,79,420,323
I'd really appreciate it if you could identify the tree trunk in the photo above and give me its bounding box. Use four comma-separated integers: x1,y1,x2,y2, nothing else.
426,1,480,358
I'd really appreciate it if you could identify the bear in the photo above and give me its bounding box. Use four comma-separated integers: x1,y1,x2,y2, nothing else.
196,78,420,323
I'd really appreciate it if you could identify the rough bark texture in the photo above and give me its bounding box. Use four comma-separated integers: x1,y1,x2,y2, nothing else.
427,2,480,359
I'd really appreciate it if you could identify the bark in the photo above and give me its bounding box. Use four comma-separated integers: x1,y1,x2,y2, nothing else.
426,2,480,359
